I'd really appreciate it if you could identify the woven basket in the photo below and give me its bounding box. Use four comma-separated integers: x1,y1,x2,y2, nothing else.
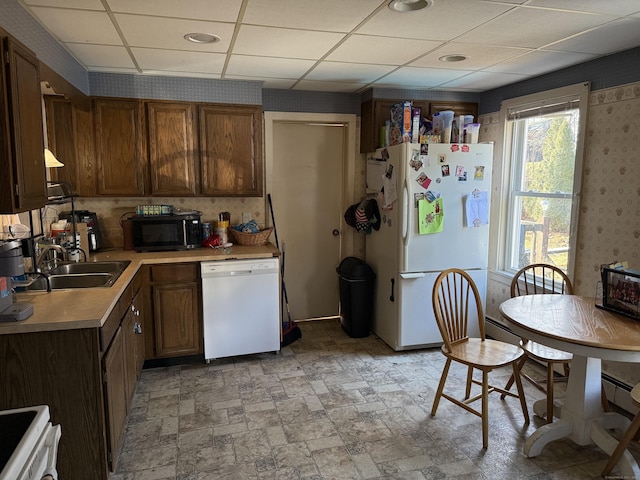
229,227,273,246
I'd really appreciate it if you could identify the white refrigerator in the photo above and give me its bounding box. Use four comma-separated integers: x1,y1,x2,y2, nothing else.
366,142,493,350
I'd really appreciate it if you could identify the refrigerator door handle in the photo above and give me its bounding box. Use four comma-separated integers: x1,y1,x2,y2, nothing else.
401,181,409,243
399,273,426,279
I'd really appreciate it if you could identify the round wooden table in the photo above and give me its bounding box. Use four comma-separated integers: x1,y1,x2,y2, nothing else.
500,295,640,477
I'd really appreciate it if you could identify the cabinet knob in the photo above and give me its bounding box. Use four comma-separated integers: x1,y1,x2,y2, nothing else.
133,322,142,334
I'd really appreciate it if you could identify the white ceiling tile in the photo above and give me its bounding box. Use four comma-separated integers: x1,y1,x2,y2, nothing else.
358,0,512,41
115,14,234,52
326,35,442,65
66,43,134,68
526,0,640,16
456,7,613,48
484,50,596,75
440,71,528,90
23,0,104,10
28,6,121,44
305,62,396,83
226,56,316,79
293,80,366,93
546,18,640,55
242,0,384,32
132,48,226,74
410,43,530,70
233,25,344,59
374,67,474,88
106,0,242,22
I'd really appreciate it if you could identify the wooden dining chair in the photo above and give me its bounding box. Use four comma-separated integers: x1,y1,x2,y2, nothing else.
500,263,574,424
602,384,640,477
431,268,530,449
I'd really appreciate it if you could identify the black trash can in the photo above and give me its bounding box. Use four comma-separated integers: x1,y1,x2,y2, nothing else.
336,256,376,338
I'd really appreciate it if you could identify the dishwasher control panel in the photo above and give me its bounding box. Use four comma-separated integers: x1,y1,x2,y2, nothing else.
201,258,279,277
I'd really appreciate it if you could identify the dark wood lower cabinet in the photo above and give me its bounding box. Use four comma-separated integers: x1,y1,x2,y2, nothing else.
0,272,145,479
0,328,109,479
146,263,203,359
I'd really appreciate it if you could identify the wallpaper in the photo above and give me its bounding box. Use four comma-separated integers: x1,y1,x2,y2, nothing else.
480,81,640,387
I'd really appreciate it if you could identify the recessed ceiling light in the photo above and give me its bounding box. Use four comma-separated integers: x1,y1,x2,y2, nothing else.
439,54,468,63
388,0,433,12
184,33,221,44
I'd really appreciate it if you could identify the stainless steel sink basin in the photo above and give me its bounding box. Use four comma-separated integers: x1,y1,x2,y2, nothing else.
25,260,131,291
49,260,131,276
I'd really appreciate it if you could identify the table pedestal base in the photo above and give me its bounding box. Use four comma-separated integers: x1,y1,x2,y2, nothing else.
523,356,640,478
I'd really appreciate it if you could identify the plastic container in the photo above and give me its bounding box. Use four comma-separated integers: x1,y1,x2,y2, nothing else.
201,222,211,240
336,257,376,338
465,123,481,143
432,110,454,143
213,220,229,244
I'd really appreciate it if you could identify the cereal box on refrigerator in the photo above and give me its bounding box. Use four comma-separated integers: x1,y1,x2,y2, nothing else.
389,101,412,145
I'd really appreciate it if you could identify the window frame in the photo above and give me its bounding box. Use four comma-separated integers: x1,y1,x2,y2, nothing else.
496,83,590,281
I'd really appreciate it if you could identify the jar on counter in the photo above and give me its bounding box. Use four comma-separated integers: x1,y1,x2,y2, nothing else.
213,220,229,244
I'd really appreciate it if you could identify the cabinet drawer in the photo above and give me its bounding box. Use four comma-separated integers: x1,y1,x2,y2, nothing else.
149,263,198,283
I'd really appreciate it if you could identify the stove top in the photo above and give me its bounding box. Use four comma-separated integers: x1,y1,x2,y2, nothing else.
0,405,59,480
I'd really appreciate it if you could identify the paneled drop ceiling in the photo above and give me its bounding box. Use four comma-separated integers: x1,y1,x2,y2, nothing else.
19,0,640,93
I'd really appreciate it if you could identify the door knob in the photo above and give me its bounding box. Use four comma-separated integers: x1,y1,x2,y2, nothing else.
332,229,340,236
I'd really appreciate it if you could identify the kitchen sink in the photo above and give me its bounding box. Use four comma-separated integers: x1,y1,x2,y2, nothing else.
25,260,131,291
49,261,130,276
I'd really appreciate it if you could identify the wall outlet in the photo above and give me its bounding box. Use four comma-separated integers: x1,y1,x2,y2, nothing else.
242,212,251,224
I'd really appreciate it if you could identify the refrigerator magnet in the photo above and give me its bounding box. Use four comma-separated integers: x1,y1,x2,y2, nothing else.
414,192,425,208
441,164,450,177
438,154,446,164
462,144,470,153
455,165,465,177
416,172,431,189
409,152,423,171
474,166,485,181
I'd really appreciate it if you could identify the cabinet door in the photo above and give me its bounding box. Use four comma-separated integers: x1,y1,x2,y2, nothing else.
429,101,479,119
0,37,47,212
147,102,199,196
152,282,201,357
103,326,127,472
45,96,78,188
199,104,263,196
94,99,146,195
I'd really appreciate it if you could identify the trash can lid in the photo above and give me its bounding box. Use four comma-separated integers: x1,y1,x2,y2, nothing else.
336,256,375,280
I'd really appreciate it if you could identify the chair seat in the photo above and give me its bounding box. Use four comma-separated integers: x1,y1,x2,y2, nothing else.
444,338,524,369
520,340,572,363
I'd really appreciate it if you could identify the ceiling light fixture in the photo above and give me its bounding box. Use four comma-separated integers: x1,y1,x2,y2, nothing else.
439,54,468,63
388,0,433,12
183,33,221,44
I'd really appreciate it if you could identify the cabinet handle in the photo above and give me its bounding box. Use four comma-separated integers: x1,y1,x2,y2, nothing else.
133,322,142,334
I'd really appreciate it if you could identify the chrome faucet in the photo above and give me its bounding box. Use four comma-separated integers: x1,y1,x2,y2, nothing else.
36,244,68,272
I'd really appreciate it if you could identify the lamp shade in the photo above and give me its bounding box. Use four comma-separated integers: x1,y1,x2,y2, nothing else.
44,148,64,168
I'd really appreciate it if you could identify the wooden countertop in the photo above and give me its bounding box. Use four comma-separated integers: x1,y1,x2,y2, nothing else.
1,244,279,335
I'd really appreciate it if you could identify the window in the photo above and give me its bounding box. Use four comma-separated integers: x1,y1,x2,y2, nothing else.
500,83,589,277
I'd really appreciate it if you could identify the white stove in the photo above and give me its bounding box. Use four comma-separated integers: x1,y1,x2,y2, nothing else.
0,405,61,480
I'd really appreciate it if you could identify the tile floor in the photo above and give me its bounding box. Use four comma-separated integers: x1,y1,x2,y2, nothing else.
109,320,637,480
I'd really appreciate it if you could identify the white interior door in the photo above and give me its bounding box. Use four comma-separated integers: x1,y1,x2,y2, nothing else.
265,112,358,322
269,121,344,320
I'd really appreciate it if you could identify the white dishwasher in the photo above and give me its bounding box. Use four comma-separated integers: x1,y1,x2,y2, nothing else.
201,258,280,360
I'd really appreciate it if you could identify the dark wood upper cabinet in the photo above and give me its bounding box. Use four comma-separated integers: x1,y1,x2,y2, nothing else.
45,95,78,188
429,101,479,119
199,104,263,197
93,98,146,195
0,36,47,213
360,98,479,153
147,101,199,196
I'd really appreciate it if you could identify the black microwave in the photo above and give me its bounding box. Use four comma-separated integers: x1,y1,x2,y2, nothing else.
131,213,201,252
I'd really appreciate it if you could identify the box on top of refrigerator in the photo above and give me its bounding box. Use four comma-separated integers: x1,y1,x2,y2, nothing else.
389,101,412,146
